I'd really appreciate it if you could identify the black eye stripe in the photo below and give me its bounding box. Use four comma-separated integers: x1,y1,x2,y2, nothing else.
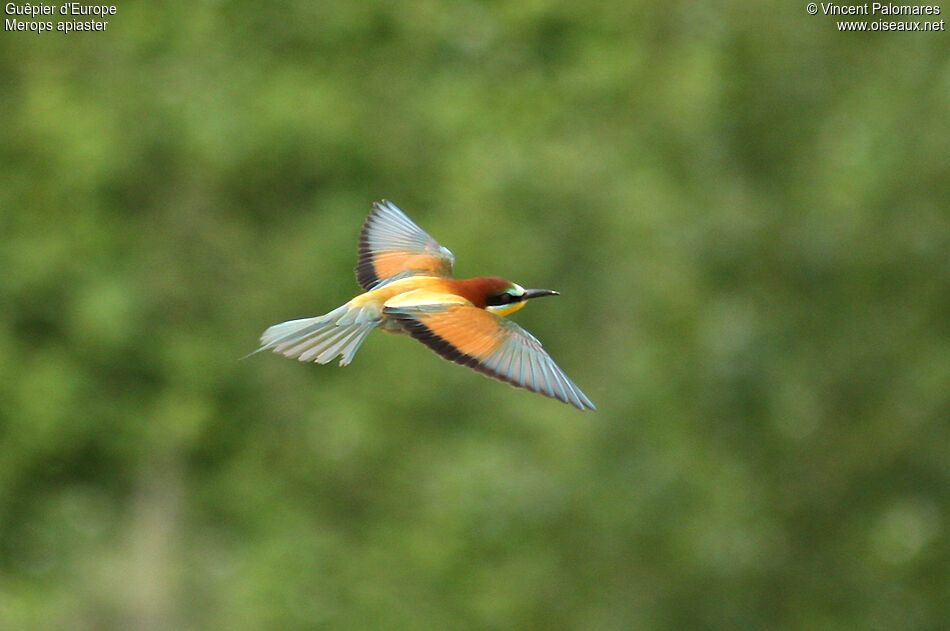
486,292,518,306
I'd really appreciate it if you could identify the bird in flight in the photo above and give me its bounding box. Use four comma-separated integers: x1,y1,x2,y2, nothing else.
258,200,595,410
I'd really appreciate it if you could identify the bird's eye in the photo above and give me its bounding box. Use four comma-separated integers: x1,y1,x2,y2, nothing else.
486,292,515,306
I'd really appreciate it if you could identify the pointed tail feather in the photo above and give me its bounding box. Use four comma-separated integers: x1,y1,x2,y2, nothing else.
259,304,381,366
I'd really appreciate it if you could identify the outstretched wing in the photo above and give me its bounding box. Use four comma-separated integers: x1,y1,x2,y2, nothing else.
383,296,596,410
355,200,455,290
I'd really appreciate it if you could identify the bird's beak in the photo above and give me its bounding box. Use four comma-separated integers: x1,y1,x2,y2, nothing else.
522,288,560,301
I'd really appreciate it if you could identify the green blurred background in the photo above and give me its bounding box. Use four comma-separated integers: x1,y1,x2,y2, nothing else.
2,2,949,629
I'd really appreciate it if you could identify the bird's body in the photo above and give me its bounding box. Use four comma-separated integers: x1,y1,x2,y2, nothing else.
259,201,595,410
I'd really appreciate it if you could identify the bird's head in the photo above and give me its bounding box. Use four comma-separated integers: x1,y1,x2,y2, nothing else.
468,277,559,317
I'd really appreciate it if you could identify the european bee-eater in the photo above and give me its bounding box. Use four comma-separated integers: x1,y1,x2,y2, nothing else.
258,200,595,410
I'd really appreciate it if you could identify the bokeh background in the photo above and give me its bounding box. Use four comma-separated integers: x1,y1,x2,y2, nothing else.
2,2,949,629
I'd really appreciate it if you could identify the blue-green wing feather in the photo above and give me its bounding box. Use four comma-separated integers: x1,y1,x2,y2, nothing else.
355,200,455,290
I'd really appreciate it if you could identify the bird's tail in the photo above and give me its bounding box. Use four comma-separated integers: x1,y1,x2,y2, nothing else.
258,303,381,366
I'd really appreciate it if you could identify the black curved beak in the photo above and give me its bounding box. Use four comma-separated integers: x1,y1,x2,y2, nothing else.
522,288,560,301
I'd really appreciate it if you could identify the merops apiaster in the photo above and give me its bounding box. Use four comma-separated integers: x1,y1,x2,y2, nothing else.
258,200,595,410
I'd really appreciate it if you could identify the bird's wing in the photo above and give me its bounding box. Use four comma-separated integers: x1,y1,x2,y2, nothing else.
355,200,456,291
383,296,596,410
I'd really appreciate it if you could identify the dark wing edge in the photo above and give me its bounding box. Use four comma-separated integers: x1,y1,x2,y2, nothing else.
386,307,596,411
355,200,455,291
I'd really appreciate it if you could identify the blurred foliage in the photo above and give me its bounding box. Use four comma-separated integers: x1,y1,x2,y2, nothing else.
2,1,949,629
